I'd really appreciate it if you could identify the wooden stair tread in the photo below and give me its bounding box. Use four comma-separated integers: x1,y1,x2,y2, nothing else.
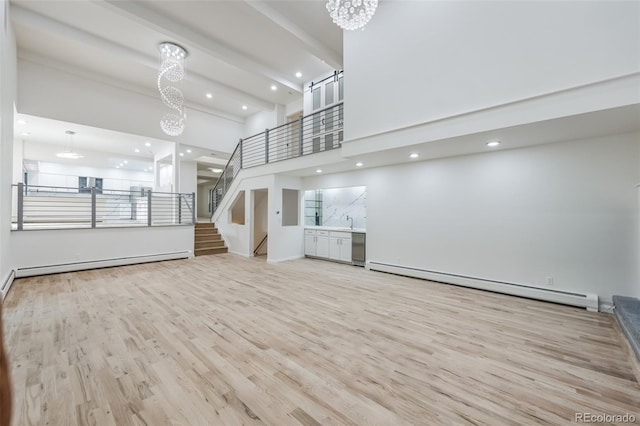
194,222,227,256
195,246,228,256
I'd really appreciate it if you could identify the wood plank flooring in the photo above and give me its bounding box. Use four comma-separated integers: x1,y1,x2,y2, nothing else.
2,254,639,425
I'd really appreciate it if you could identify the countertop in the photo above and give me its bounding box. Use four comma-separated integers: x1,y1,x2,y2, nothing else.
305,226,366,233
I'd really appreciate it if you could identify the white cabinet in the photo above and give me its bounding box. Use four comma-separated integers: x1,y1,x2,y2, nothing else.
304,230,316,256
305,228,355,264
329,231,351,262
305,229,330,258
316,231,330,258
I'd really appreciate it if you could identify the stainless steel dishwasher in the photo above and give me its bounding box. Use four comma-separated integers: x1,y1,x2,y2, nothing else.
351,232,366,266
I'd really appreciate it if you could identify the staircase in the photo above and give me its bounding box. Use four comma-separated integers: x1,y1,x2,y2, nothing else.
194,222,228,256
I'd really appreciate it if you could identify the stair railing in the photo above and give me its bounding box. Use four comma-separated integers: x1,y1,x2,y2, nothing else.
253,233,268,256
210,101,344,216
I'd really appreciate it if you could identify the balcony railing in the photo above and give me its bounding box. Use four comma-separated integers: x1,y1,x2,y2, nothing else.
210,102,344,214
11,183,195,230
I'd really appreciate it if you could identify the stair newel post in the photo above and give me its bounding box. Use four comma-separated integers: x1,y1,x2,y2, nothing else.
191,192,196,224
265,128,269,164
91,187,97,228
239,139,243,170
298,115,304,157
147,189,152,226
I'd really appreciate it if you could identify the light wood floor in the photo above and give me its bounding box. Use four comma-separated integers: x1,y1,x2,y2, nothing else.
3,254,639,425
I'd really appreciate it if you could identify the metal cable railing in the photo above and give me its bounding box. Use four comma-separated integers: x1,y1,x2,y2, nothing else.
11,183,195,230
210,101,344,214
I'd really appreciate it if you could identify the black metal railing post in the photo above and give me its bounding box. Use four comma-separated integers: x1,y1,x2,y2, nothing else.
17,182,24,231
178,194,182,224
191,192,196,224
298,116,304,157
265,128,270,163
91,187,97,228
239,138,243,169
147,189,152,226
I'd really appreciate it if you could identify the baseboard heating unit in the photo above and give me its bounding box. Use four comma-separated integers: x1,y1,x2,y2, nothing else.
15,251,191,278
1,269,16,301
367,261,599,312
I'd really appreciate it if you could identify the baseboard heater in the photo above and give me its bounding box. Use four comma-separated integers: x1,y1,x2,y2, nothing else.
15,251,191,278
367,261,599,312
1,269,16,301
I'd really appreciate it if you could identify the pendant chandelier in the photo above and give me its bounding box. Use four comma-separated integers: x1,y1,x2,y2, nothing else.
326,0,378,31
158,42,188,136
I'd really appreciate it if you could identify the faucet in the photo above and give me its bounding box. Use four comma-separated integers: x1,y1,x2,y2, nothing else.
346,215,353,229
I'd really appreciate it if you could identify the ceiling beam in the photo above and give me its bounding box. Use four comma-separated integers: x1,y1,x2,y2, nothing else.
244,1,342,70
98,0,303,94
11,4,276,111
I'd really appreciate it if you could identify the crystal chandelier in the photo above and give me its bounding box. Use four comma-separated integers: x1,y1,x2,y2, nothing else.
157,42,188,136
326,0,378,31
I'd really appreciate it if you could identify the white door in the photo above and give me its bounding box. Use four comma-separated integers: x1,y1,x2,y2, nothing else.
310,72,344,154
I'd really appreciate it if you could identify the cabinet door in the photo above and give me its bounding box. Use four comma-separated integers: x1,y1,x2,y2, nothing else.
304,234,316,256
316,235,330,258
340,238,352,262
329,237,340,260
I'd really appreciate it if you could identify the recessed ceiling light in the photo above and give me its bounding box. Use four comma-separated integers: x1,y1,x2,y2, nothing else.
179,152,184,156
145,142,151,147
206,93,213,99
20,132,30,136
295,71,302,78
186,149,192,153
242,105,248,110
486,141,501,147
410,153,419,159
123,160,128,164
209,168,223,173
119,163,124,166
116,166,120,169
316,169,322,173
356,162,363,167
134,148,140,153
17,119,27,125
270,85,277,91
143,168,147,172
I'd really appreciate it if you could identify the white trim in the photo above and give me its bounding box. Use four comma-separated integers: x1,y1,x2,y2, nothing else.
15,251,191,278
599,301,615,314
267,255,304,264
1,270,16,302
367,261,599,312
229,250,251,258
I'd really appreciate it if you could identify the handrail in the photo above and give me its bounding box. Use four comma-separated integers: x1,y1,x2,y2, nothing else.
254,233,268,256
11,183,195,231
210,101,344,216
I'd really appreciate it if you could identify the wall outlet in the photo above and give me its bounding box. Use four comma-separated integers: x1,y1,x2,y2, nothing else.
546,276,554,286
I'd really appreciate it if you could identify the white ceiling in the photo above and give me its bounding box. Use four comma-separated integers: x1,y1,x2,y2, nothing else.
11,0,342,117
10,0,343,177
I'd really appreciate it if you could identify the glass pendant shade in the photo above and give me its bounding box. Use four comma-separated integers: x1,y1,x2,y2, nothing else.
326,0,378,31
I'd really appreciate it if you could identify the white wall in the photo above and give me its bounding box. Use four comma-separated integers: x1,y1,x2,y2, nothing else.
11,226,193,273
27,161,153,191
197,182,214,219
304,132,640,303
269,175,304,263
344,1,640,141
0,0,17,298
17,59,243,154
216,174,274,257
243,105,286,138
